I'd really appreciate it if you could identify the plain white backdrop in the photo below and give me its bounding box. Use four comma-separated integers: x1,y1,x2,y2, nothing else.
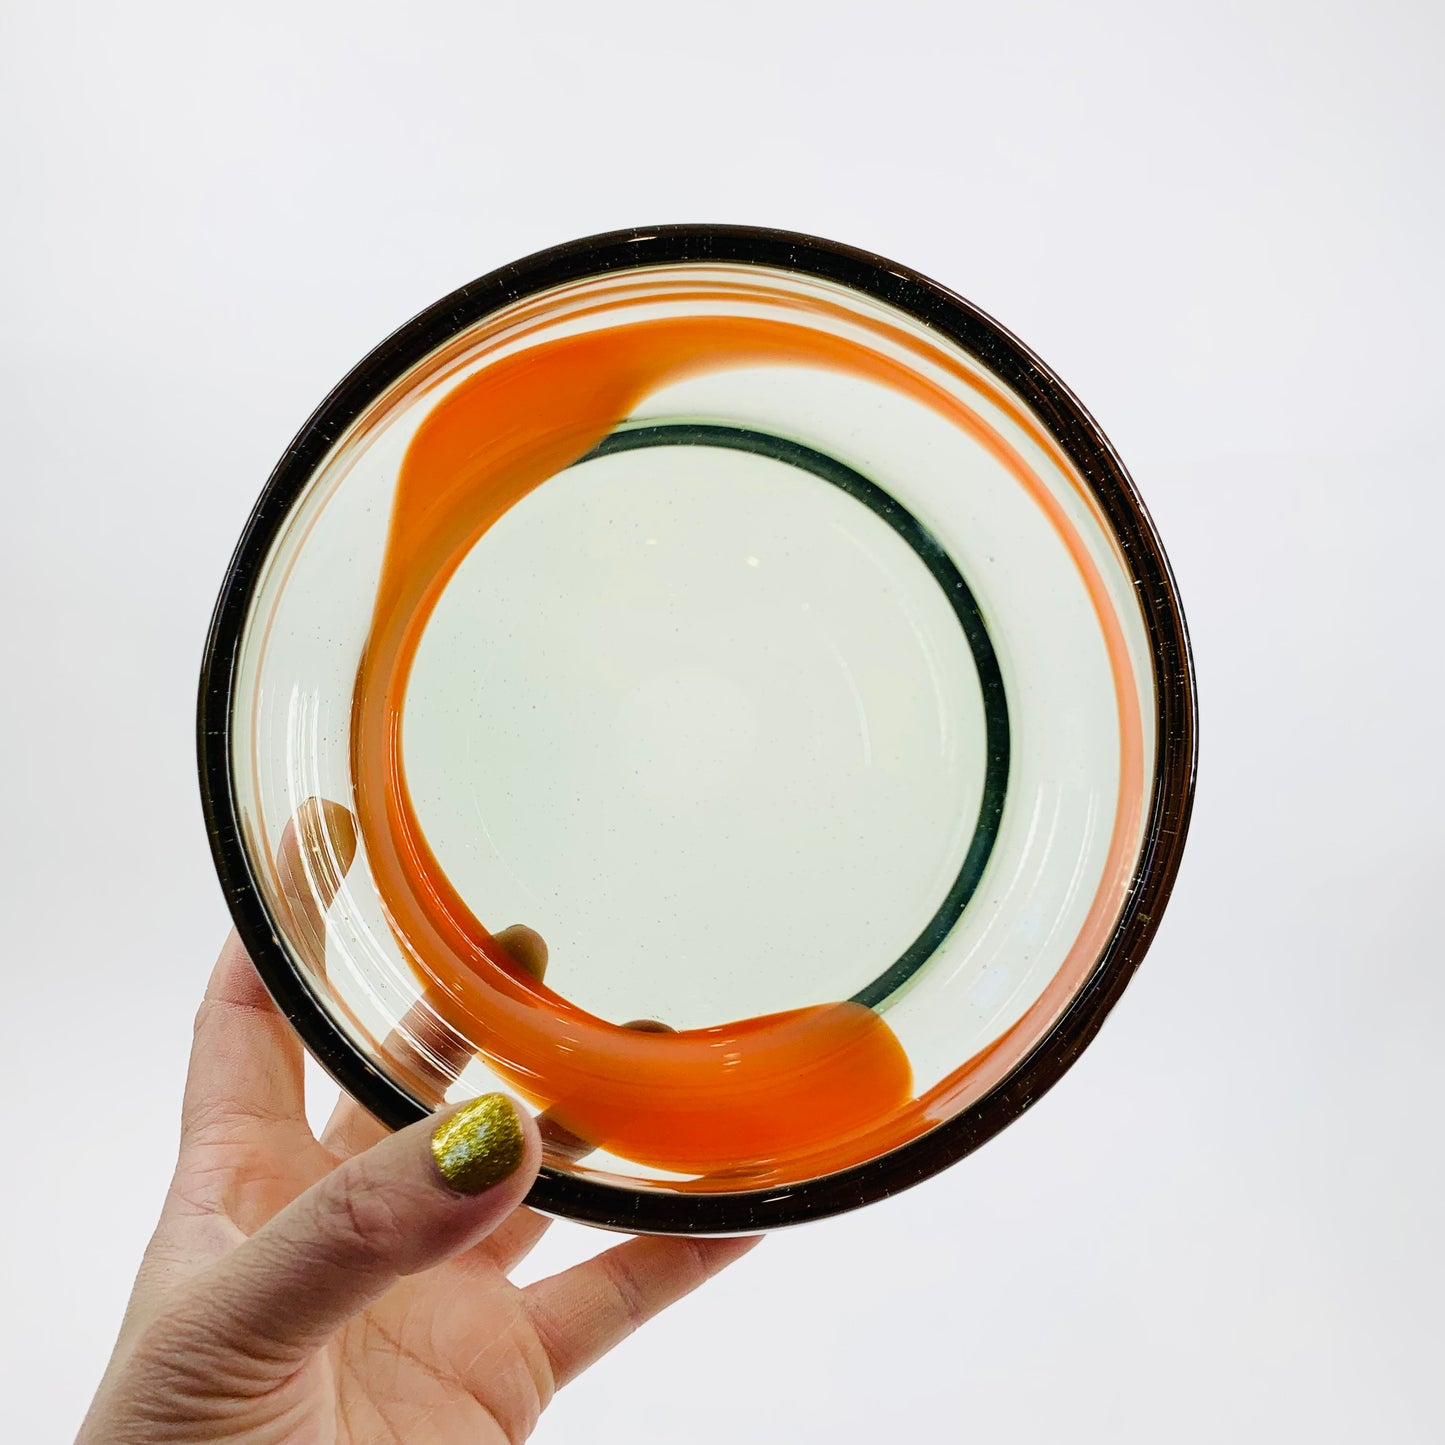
3,1,1442,1439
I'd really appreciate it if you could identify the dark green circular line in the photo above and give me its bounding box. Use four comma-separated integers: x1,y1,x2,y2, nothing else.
571,421,1010,1011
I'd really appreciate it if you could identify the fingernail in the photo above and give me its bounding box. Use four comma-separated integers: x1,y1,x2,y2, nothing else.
495,924,549,982
431,1093,524,1194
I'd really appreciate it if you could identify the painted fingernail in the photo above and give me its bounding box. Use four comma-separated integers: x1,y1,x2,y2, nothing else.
431,1093,524,1194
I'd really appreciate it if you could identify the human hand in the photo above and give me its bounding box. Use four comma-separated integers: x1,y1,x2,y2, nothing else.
78,858,756,1442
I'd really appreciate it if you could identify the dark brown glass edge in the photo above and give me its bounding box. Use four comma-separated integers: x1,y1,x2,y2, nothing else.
197,223,1198,1235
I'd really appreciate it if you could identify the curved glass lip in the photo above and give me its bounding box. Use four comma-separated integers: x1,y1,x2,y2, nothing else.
197,223,1198,1235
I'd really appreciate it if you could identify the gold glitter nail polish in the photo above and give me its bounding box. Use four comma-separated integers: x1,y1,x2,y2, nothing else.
431,1093,524,1195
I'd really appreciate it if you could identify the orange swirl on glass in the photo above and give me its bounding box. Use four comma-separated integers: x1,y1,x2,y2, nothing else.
330,276,1146,1189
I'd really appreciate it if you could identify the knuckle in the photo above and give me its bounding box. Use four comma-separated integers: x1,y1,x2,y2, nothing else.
128,1301,232,1391
124,1289,285,1406
178,1097,242,1151
597,1250,651,1333
312,1166,410,1265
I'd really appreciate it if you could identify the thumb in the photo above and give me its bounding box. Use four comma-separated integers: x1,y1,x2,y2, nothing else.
181,1093,540,1370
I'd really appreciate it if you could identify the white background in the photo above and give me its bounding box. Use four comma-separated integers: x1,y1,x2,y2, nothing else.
2,2,1441,1440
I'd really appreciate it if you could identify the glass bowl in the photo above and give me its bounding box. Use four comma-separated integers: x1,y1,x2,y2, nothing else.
198,225,1196,1233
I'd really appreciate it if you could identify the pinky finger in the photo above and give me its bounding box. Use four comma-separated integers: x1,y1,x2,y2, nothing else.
524,1233,760,1388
